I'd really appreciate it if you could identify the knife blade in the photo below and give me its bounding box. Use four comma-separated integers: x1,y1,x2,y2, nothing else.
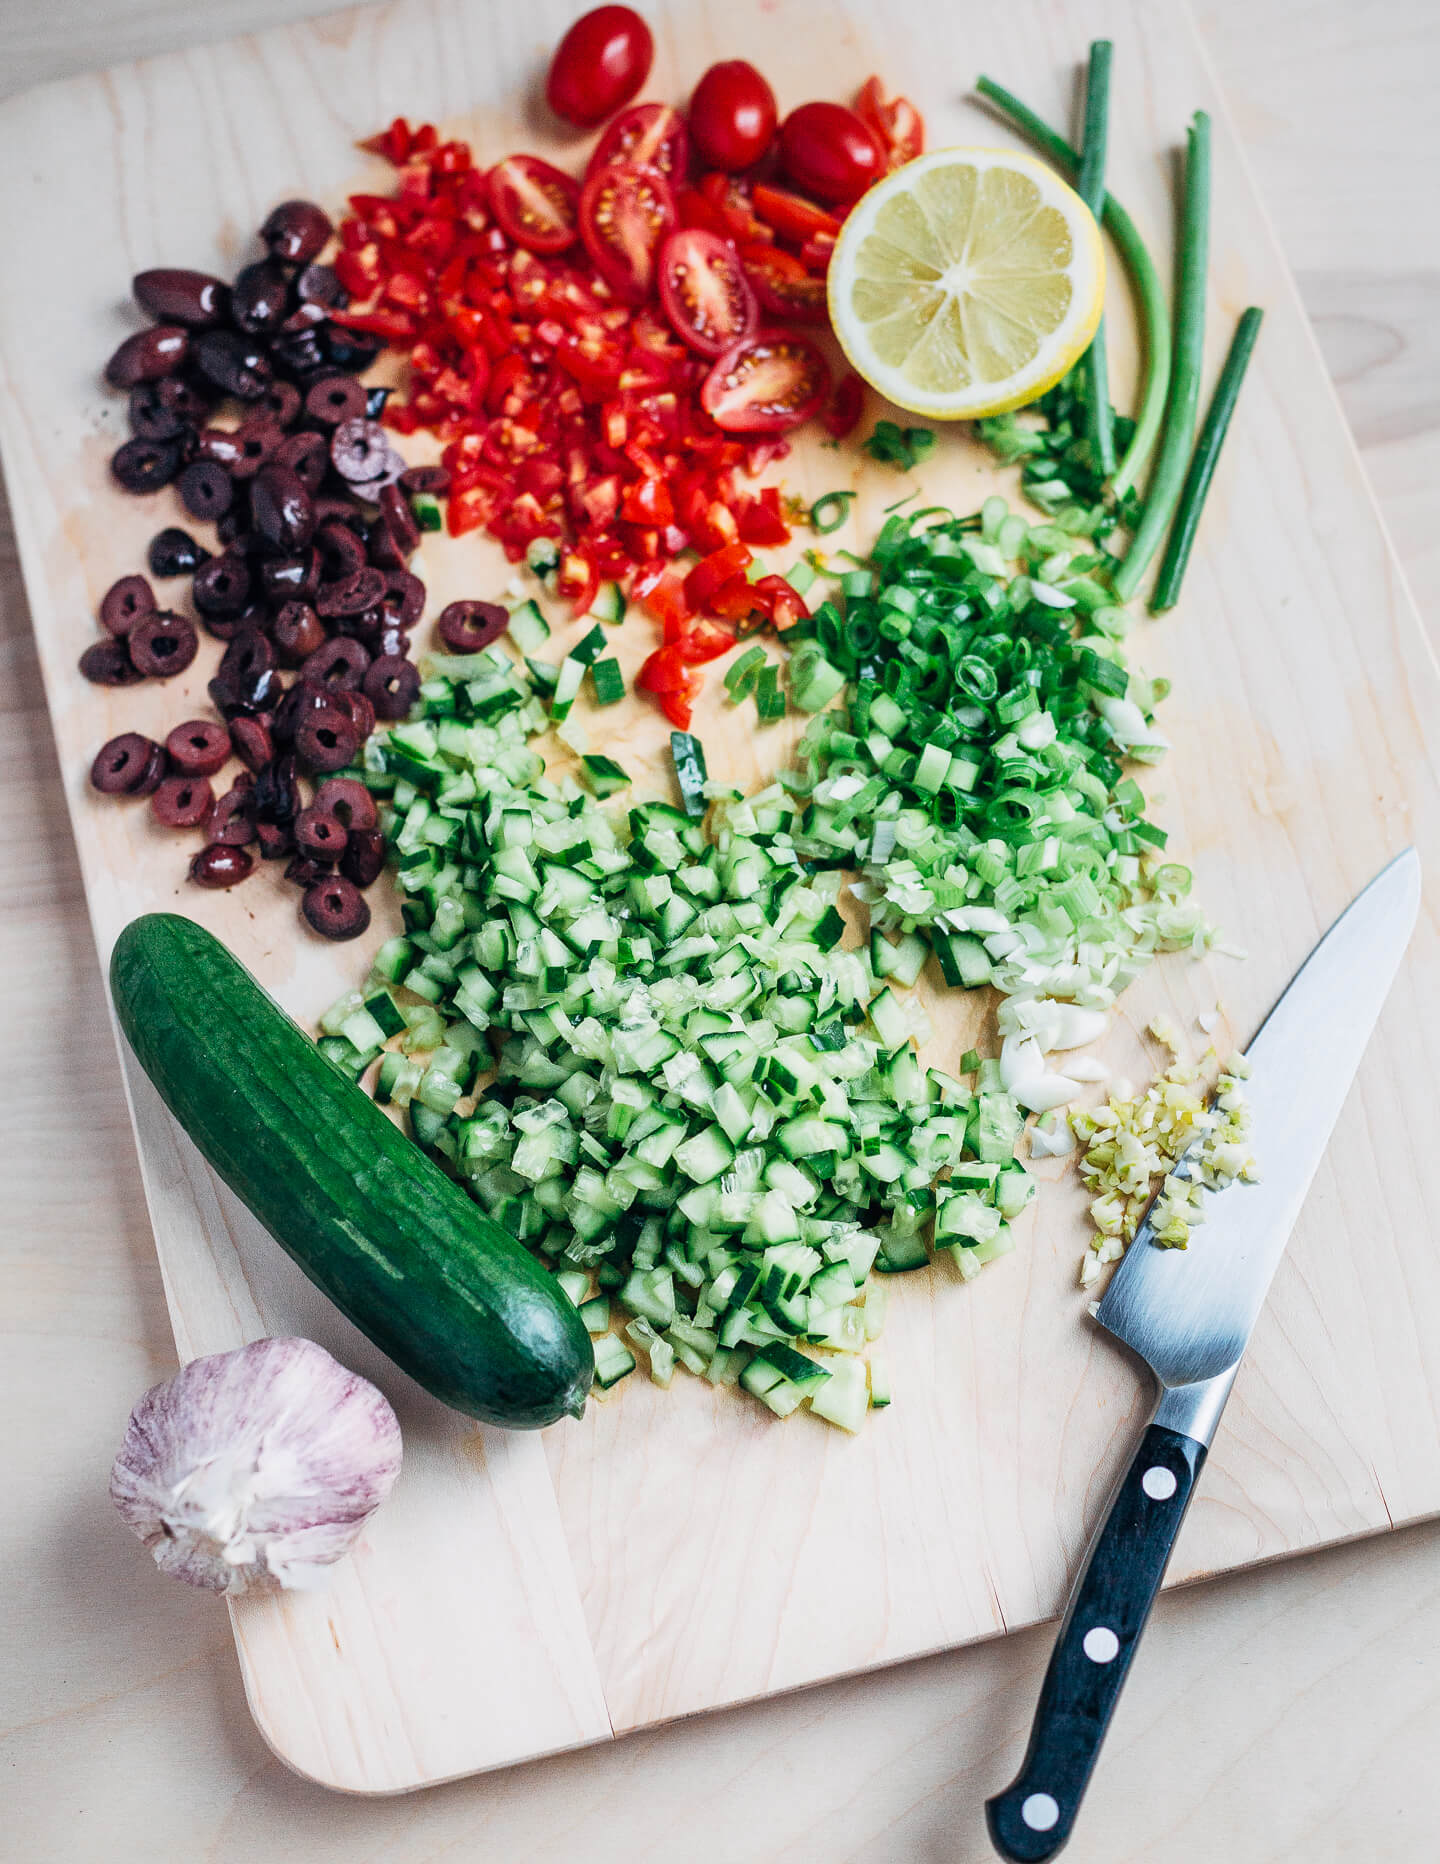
986,848,1421,1863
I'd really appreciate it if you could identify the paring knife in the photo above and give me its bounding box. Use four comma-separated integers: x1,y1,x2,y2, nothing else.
986,848,1422,1862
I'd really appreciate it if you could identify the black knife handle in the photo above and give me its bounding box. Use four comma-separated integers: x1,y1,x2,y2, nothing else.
985,1424,1207,1861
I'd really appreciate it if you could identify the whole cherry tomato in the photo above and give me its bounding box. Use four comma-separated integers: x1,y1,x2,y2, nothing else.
545,6,653,130
778,101,884,203
688,60,778,172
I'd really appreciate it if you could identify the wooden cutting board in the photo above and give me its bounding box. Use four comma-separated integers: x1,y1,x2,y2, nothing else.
2,0,1438,1795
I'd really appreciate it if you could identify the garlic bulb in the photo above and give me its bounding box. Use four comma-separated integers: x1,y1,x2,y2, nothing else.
110,1337,402,1595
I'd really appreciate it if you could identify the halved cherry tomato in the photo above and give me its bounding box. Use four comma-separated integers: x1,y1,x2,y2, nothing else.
679,615,741,660
589,103,690,186
778,102,884,204
486,156,579,254
579,162,677,304
658,230,757,357
702,333,830,434
546,5,653,129
688,61,778,172
698,172,771,244
855,76,925,170
823,373,865,439
800,231,837,274
751,573,810,630
685,541,753,610
739,244,828,323
751,184,842,243
636,644,700,728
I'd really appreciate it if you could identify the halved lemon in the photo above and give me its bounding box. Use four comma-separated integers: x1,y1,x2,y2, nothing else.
827,147,1105,421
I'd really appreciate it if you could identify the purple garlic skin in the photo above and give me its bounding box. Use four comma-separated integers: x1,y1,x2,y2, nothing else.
109,1336,402,1595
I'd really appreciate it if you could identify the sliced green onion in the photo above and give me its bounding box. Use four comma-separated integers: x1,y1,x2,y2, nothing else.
862,422,936,471
1149,306,1263,614
670,731,708,818
1112,112,1212,603
810,490,857,534
724,643,767,700
974,74,1171,499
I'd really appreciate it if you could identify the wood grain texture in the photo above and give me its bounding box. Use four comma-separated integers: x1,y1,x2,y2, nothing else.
2,0,1439,1807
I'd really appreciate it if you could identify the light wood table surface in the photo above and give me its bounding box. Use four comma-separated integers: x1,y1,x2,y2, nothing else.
3,3,1437,1858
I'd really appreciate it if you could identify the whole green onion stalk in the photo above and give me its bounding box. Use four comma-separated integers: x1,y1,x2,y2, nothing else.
1112,111,1212,603
974,75,1171,500
1074,41,1116,482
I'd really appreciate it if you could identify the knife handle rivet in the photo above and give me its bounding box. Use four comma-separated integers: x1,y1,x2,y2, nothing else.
1142,1465,1178,1501
1082,1626,1120,1663
1021,1793,1060,1832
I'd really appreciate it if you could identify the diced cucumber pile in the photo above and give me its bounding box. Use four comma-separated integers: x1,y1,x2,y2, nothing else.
319,646,1032,1430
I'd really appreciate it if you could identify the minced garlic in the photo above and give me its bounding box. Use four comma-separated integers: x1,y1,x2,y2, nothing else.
1070,1048,1258,1287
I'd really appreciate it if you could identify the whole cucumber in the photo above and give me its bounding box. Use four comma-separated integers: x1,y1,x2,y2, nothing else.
110,913,593,1428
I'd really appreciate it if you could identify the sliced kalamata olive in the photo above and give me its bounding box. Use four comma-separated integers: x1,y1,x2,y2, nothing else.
227,417,286,481
303,874,370,939
284,852,331,887
151,774,214,827
258,380,302,429
323,325,382,373
262,199,333,265
99,574,156,638
111,436,181,493
230,261,292,335
271,600,326,665
128,610,198,678
316,566,385,618
303,635,370,689
379,568,426,628
260,548,321,606
296,262,347,309
147,527,210,579
228,716,274,773
204,780,256,845
349,450,407,498
104,326,189,389
158,375,217,425
314,519,369,581
250,464,315,551
438,599,509,653
379,483,421,557
294,704,359,773
328,415,388,478
365,516,404,570
177,458,234,521
79,639,147,686
208,661,278,720
218,629,276,683
191,553,252,618
331,687,376,743
337,605,384,650
251,752,302,826
255,819,295,860
191,843,255,887
133,268,229,327
314,775,378,832
199,601,263,643
267,326,326,377
306,374,368,428
91,732,164,794
398,464,451,496
313,495,368,532
195,426,245,470
192,328,272,400
340,826,387,889
275,429,329,493
363,654,420,720
128,382,190,441
294,804,347,858
166,718,231,776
